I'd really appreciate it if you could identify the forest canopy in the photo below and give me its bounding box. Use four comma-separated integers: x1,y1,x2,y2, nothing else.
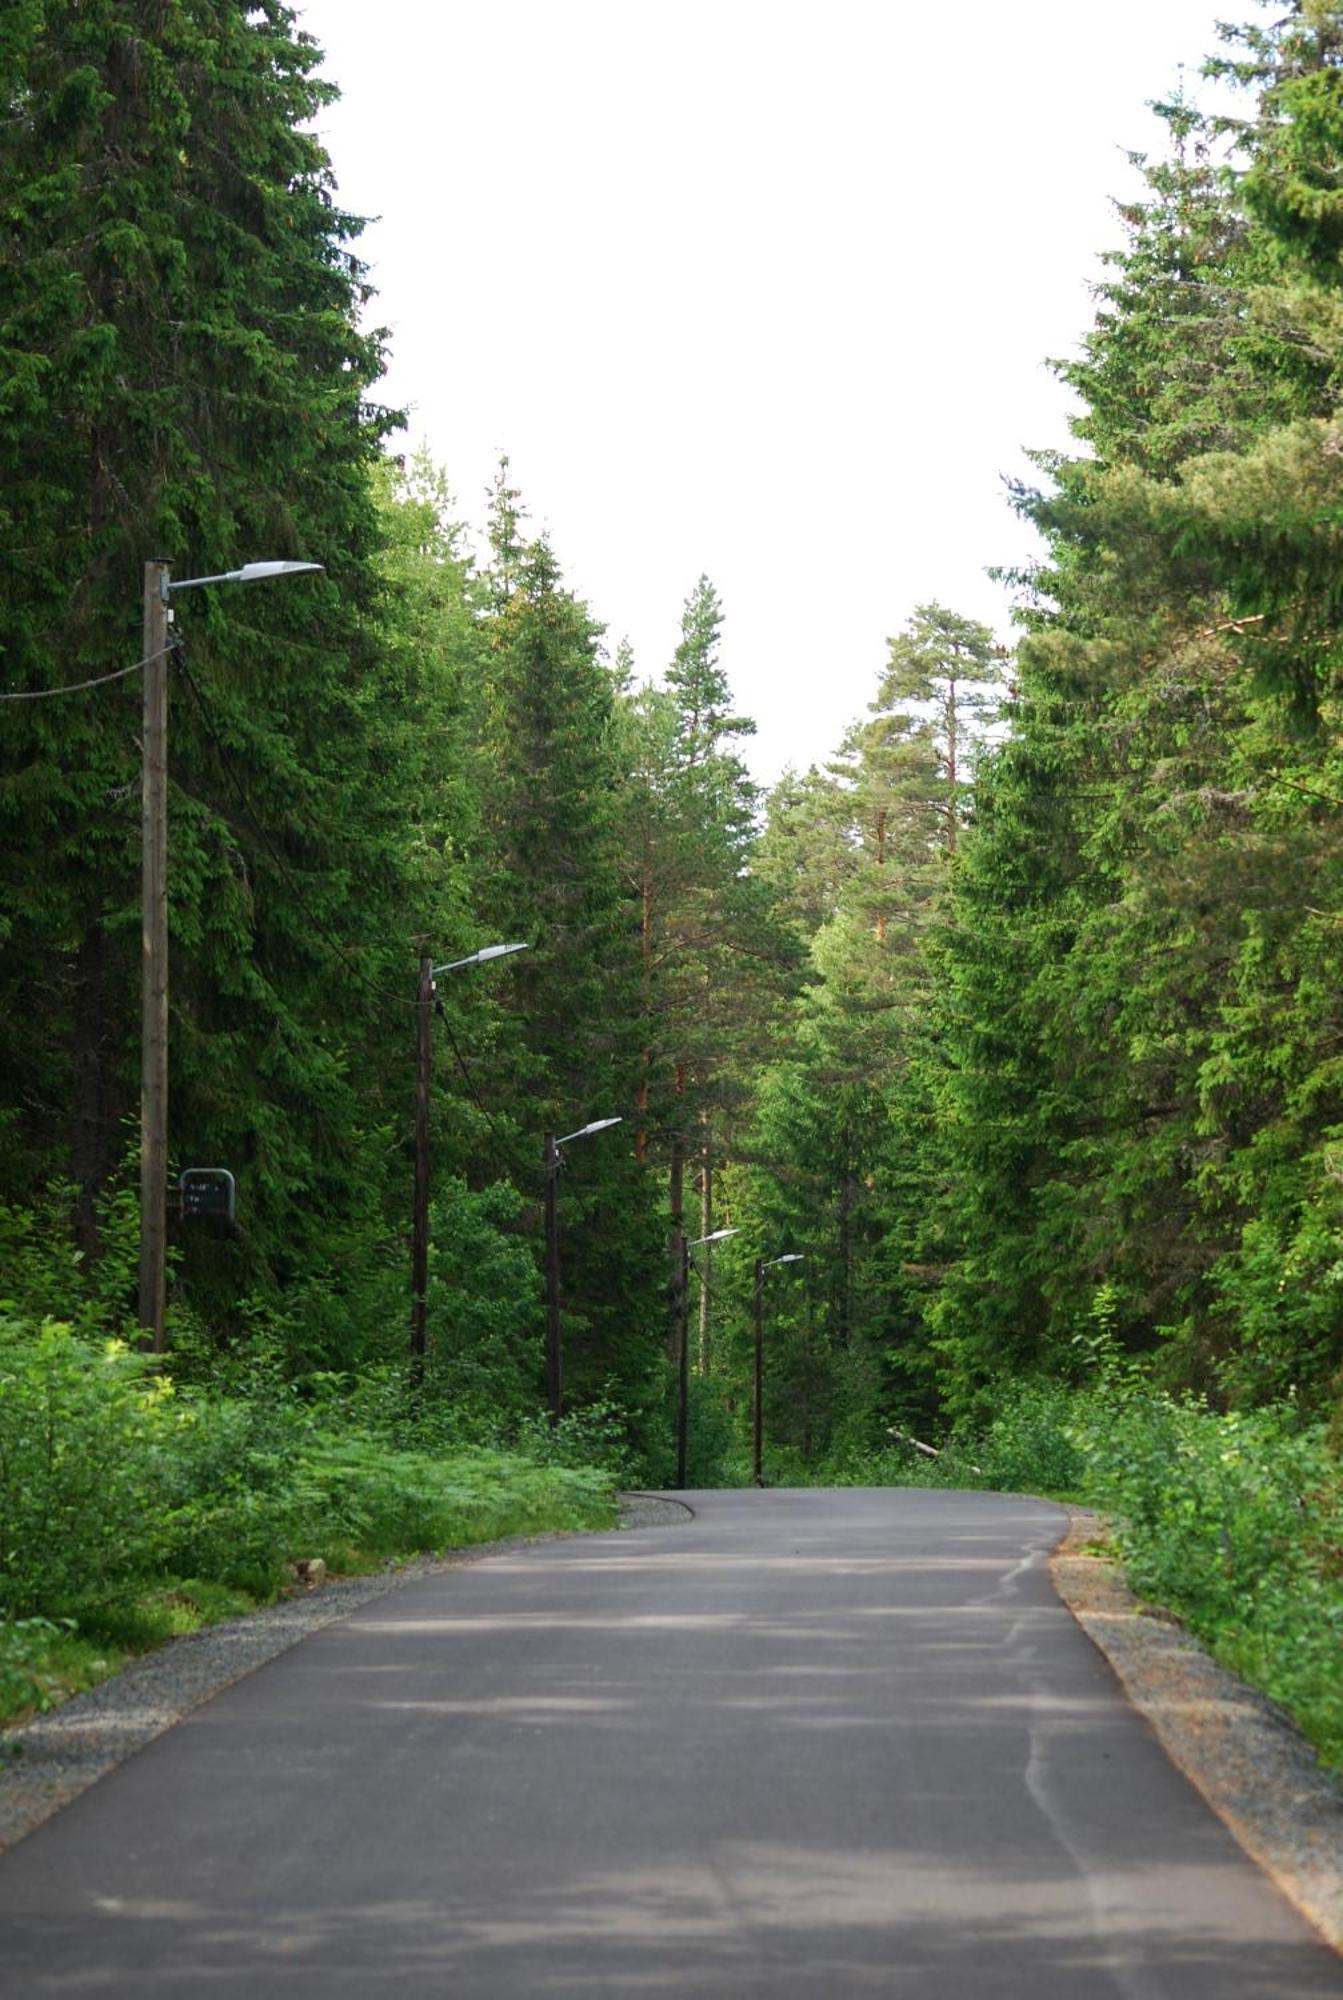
4,0,1343,1493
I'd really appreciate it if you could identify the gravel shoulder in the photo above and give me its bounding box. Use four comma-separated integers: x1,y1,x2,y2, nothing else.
0,1492,690,1854
1051,1508,1343,1956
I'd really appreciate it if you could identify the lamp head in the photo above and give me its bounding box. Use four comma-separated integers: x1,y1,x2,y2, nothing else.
557,1116,623,1146
235,560,324,583
433,941,528,976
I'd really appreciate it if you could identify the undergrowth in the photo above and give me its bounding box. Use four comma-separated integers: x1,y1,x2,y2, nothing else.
0,1316,617,1728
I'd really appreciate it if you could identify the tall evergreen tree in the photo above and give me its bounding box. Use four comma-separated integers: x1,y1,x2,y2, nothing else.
0,0,413,1338
929,12,1343,1409
471,485,662,1410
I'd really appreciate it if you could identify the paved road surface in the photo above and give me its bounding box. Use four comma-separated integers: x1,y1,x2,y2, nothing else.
0,1488,1339,1996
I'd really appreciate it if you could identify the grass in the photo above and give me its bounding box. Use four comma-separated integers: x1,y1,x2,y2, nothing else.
0,1449,619,1732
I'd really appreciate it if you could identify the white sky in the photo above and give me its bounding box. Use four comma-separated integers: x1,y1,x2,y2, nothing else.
297,0,1241,788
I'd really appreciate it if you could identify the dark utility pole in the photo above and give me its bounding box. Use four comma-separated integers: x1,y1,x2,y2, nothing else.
674,1231,691,1489
751,1252,802,1487
407,940,527,1364
139,559,170,1351
410,952,433,1365
544,1133,562,1423
135,556,322,1355
752,1257,765,1487
541,1116,620,1427
669,1119,688,1483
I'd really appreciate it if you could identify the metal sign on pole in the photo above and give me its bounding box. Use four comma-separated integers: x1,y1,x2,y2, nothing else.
179,1169,236,1222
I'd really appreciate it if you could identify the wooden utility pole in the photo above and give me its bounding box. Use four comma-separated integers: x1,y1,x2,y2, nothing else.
667,1124,685,1356
138,559,170,1351
697,1131,713,1375
544,1133,562,1422
668,1119,689,1486
410,951,433,1365
752,1257,765,1488
674,1230,691,1490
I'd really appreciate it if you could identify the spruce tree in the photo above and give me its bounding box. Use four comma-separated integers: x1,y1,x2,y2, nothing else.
0,1,409,1341
472,492,663,1411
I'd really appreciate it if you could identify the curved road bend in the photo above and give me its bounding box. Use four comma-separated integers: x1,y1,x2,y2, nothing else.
0,1487,1338,1997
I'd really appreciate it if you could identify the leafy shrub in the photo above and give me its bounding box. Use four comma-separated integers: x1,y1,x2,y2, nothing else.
1074,1390,1343,1763
0,1312,620,1640
0,1178,142,1341
0,1616,81,1717
153,1392,320,1595
295,1437,615,1558
973,1377,1087,1495
0,1319,170,1615
511,1399,634,1481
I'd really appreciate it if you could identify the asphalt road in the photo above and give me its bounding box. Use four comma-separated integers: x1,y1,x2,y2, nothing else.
0,1487,1339,1997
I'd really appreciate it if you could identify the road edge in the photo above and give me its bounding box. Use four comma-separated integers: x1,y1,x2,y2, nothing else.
1051,1507,1343,1957
0,1494,677,1854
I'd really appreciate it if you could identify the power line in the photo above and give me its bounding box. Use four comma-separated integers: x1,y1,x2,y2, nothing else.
436,1007,501,1138
0,645,170,701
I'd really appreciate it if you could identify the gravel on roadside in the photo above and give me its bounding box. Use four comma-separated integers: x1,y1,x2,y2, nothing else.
0,1491,690,1854
1051,1508,1343,1958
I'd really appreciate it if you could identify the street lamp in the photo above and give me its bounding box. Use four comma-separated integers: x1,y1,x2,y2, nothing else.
543,1118,623,1422
139,556,323,1350
432,944,529,975
676,1227,740,1490
411,942,529,1362
752,1252,804,1488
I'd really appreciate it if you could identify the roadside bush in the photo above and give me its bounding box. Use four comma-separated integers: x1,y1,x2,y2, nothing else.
0,1174,145,1343
0,1311,620,1638
1073,1390,1343,1760
0,1616,82,1717
511,1398,635,1482
972,1377,1086,1496
295,1437,615,1559
0,1319,169,1616
153,1393,320,1595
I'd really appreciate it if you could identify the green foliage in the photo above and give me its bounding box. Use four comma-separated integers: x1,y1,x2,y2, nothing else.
0,1173,142,1339
0,1617,113,1724
0,1319,170,1616
0,1314,616,1654
422,1177,543,1426
968,1379,1089,1496
917,23,1343,1418
293,1439,613,1564
152,1390,317,1594
1076,1389,1343,1764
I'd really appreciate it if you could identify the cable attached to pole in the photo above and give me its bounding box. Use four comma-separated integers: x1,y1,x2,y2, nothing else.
0,646,173,701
